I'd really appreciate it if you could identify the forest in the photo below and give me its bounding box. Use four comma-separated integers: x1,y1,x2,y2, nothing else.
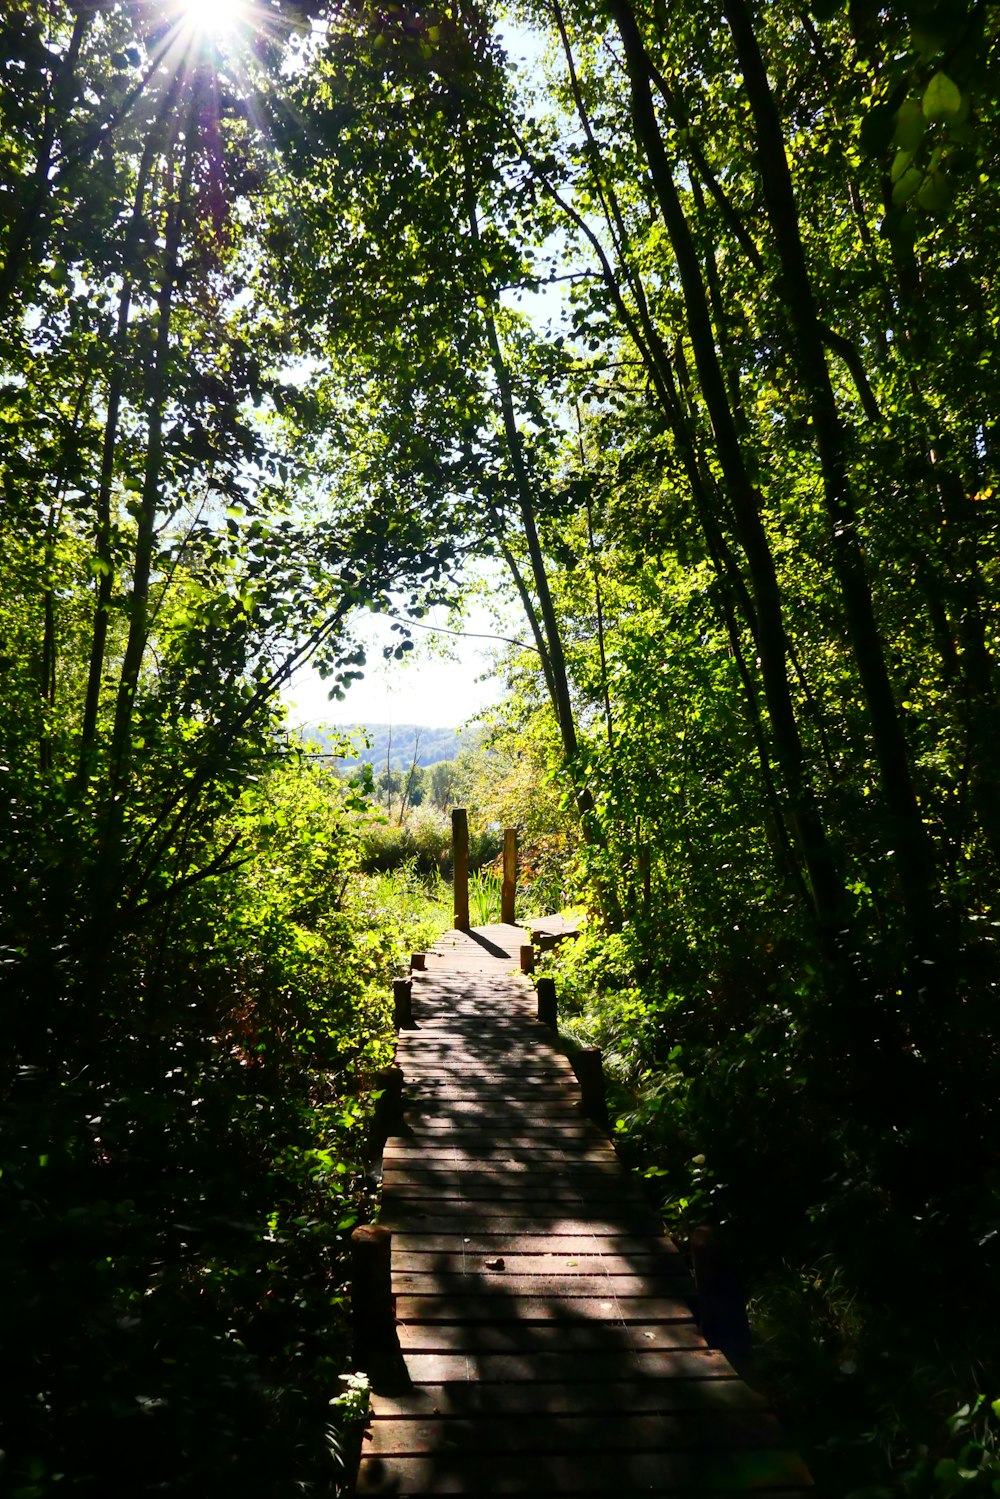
1,0,998,1494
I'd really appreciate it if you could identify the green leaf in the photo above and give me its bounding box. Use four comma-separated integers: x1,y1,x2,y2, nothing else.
923,72,962,121
893,99,926,153
891,166,923,206
891,148,914,184
917,171,951,213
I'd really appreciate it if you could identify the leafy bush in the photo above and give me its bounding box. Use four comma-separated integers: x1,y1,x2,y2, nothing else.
0,757,427,1499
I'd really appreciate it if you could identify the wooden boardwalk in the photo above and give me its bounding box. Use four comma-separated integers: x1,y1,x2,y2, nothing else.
355,926,811,1497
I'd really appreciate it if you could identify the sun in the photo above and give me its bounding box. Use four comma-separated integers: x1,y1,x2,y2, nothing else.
176,0,248,40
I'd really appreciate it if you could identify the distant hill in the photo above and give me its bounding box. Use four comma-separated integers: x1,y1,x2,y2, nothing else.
298,722,466,770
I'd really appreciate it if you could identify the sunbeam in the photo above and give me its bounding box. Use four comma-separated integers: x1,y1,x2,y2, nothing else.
175,0,248,39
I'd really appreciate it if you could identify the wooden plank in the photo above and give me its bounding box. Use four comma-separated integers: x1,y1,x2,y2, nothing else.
384,1133,617,1151
357,1447,812,1493
379,1215,663,1236
392,1253,692,1280
392,1273,692,1297
367,1410,787,1455
370,1378,766,1418
394,1292,695,1321
387,1347,738,1385
382,1197,659,1222
388,1232,682,1255
383,1152,622,1170
396,1321,705,1353
383,1148,622,1169
382,1180,648,1205
402,1100,587,1117
395,1121,605,1138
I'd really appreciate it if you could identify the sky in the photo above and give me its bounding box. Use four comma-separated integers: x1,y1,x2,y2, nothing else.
282,582,525,730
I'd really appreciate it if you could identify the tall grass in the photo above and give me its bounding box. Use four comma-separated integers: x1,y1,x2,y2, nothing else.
355,806,502,877
469,868,503,925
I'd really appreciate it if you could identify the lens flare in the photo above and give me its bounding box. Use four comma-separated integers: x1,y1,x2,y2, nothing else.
177,0,247,39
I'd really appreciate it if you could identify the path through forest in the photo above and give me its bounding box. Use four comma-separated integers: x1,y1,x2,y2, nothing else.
355,926,812,1495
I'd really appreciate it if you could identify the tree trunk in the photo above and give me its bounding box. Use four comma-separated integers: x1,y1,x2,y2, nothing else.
107,127,193,822
608,0,846,942
720,0,942,955
78,132,161,776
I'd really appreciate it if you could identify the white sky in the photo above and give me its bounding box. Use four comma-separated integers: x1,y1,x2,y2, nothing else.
283,579,526,730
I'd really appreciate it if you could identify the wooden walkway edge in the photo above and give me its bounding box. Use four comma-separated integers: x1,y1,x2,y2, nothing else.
354,926,812,1496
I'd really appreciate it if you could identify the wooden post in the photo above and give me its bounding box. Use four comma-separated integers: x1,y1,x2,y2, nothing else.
410,952,426,972
501,827,517,925
393,977,413,1030
351,1224,396,1363
537,975,557,1029
519,943,534,974
689,1226,753,1371
370,1064,404,1152
574,1046,608,1128
452,807,469,932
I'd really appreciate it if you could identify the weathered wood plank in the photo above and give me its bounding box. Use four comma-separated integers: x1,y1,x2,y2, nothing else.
393,1294,697,1324
369,1378,765,1418
357,1447,812,1494
382,1179,649,1205
383,1162,643,1185
391,1272,693,1297
367,1410,787,1455
387,1232,683,1256
369,1377,765,1419
397,1347,736,1383
395,1321,706,1353
391,1254,692,1281
379,1214,664,1236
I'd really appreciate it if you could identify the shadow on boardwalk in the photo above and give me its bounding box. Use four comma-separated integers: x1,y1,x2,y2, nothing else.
356,930,812,1497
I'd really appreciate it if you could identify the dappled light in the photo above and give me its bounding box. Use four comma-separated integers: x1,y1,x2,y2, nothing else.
2,0,999,1492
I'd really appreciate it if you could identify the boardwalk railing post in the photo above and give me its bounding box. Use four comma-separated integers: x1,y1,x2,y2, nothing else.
350,1224,409,1393
537,975,557,1029
519,943,534,974
351,1224,395,1359
410,952,426,972
370,1064,404,1153
574,1045,608,1128
689,1225,753,1371
501,827,517,925
393,977,413,1029
452,807,469,932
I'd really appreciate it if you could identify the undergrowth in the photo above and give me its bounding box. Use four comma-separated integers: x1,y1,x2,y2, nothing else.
541,924,1000,1499
0,762,433,1499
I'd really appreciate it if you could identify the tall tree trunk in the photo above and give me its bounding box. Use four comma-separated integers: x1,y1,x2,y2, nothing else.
465,190,581,770
720,0,942,956
608,0,846,942
106,120,193,829
40,367,94,770
78,129,163,776
522,52,825,921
